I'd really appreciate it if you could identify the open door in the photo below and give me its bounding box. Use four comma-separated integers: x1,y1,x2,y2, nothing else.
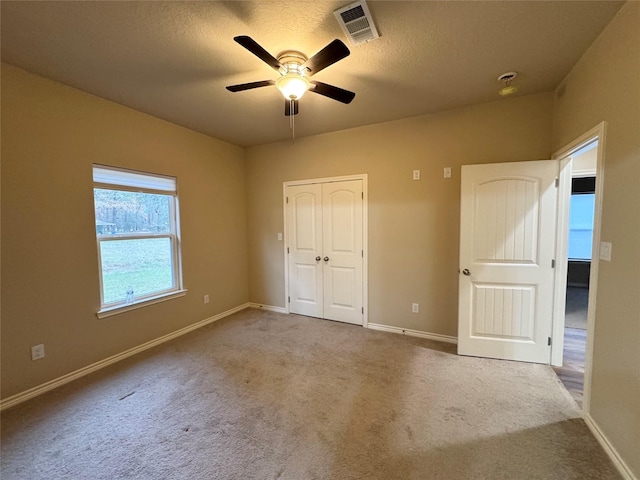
458,160,558,364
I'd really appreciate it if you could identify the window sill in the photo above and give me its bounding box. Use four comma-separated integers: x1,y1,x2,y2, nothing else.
97,289,187,319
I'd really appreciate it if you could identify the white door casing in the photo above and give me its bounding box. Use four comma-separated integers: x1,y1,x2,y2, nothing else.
286,178,364,325
458,160,558,364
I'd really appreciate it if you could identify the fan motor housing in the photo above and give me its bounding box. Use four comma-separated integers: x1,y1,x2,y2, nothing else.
278,50,308,75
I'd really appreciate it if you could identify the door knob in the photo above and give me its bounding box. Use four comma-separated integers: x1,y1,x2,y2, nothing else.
462,268,471,276
324,256,329,262
315,256,321,261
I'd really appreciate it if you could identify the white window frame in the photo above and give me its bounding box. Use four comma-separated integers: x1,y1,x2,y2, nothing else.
93,165,186,318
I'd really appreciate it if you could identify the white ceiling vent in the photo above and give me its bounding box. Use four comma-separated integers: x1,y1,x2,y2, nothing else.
334,1,379,46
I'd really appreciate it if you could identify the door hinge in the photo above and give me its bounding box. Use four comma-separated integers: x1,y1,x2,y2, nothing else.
362,307,364,314
286,196,289,203
555,178,559,188
361,192,364,199
288,296,291,303
551,259,555,268
287,247,290,254
361,250,364,257
548,337,552,346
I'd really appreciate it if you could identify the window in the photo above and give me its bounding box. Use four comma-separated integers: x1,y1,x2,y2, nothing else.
568,176,596,260
93,165,184,315
568,192,595,260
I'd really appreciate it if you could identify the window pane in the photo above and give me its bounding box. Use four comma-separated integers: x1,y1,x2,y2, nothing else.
94,188,171,234
568,193,595,260
100,238,174,304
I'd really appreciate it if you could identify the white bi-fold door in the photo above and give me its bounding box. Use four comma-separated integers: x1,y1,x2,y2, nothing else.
286,179,364,325
458,160,558,364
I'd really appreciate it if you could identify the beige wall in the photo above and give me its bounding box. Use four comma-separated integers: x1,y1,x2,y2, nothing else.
552,2,640,476
1,64,249,399
246,93,553,335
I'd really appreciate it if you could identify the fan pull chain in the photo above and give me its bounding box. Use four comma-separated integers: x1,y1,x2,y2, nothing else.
290,99,295,142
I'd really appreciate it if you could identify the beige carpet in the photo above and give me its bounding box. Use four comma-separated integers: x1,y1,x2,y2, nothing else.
1,309,620,479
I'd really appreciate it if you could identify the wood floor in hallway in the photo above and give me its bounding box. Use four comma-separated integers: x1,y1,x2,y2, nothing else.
553,327,586,407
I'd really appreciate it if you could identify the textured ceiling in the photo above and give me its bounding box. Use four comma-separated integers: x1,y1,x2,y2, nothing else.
1,1,624,147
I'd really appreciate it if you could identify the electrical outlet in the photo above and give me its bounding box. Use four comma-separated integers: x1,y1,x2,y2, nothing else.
412,303,419,313
444,167,452,178
31,344,45,361
413,170,420,180
203,294,210,304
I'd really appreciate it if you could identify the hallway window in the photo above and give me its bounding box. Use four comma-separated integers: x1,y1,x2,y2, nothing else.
568,192,595,260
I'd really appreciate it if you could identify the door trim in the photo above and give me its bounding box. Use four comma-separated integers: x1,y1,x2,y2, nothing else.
551,121,606,416
283,174,369,327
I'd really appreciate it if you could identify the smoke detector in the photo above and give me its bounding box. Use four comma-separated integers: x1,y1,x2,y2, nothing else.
334,1,379,46
498,72,519,96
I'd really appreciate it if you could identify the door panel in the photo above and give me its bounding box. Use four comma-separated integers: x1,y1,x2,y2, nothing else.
294,193,320,251
459,160,558,364
287,184,323,318
472,284,535,339
474,178,539,263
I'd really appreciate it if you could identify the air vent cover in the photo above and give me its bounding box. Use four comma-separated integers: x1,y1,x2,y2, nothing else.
334,1,379,46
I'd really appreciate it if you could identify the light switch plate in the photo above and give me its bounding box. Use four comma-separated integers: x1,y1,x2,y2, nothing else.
31,344,45,361
444,167,452,178
277,232,283,241
599,242,612,261
413,170,420,180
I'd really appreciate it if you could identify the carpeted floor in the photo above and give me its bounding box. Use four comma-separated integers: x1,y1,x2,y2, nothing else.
1,309,621,479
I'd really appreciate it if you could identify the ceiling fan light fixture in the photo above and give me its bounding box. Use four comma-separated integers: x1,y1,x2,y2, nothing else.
276,73,310,100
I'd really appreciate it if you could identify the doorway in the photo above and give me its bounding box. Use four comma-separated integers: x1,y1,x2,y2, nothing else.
551,123,605,412
284,174,368,326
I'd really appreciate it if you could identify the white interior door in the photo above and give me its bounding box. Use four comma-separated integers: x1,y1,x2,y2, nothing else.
458,160,558,364
287,184,323,318
322,180,363,324
287,179,363,325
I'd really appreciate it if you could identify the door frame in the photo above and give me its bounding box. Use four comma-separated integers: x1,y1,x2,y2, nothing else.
283,174,369,327
551,122,606,414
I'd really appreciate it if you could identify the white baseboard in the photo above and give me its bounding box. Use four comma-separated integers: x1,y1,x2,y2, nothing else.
367,323,458,344
0,302,250,412
584,413,638,480
247,303,288,314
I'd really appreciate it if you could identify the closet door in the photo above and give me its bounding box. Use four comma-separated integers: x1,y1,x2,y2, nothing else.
287,184,323,318
286,179,363,325
322,180,363,324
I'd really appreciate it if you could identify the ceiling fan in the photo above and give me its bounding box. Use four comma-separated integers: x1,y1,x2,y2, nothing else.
226,36,356,116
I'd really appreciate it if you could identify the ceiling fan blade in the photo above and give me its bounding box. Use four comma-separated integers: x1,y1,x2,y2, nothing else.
226,80,275,92
234,36,282,72
302,39,350,76
309,81,355,104
285,100,299,116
